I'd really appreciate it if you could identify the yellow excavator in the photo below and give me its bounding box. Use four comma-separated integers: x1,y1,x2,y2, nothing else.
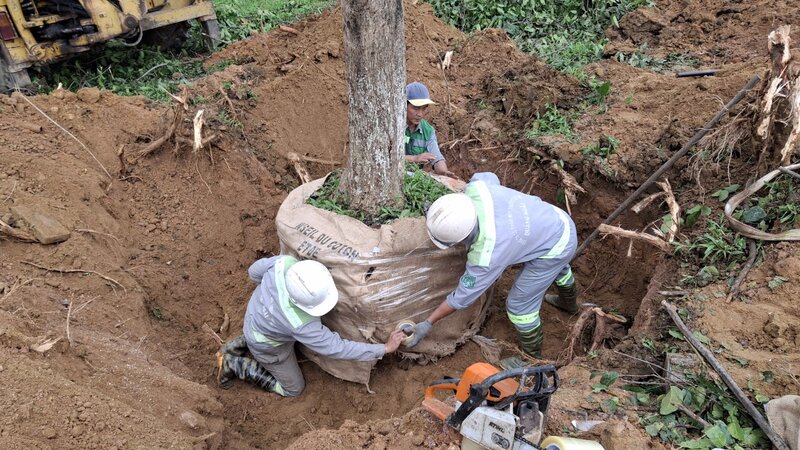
0,0,219,91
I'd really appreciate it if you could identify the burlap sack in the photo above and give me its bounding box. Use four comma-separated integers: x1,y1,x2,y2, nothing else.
275,176,490,385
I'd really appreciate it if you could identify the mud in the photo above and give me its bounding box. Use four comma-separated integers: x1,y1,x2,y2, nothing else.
1,0,800,449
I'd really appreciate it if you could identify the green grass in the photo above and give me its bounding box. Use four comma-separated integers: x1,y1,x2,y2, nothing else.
526,104,578,141
614,44,700,72
582,134,619,159
427,0,654,74
34,0,334,100
306,164,452,225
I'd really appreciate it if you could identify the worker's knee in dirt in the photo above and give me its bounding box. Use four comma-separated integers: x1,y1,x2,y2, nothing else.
281,381,305,397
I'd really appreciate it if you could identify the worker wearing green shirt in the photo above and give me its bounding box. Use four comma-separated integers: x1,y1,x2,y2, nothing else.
405,82,455,177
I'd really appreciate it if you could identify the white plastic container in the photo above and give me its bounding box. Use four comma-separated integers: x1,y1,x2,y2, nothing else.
540,436,605,450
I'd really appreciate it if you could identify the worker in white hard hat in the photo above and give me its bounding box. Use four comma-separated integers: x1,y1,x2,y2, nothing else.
216,256,406,396
406,172,579,358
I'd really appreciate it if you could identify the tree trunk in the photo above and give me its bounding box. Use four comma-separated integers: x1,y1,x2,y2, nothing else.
339,0,406,216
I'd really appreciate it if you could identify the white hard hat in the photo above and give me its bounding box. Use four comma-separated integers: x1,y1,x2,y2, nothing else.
285,260,339,316
426,193,477,249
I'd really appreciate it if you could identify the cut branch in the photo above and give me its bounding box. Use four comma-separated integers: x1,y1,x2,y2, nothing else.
598,223,672,252
0,219,38,242
662,300,790,450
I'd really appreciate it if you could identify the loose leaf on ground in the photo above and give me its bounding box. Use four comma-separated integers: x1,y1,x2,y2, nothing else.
660,385,685,415
712,184,740,201
704,422,732,448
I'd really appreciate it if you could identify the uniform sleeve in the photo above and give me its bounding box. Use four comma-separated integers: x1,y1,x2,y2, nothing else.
426,128,445,164
293,321,385,361
470,172,500,185
446,261,505,310
248,256,279,284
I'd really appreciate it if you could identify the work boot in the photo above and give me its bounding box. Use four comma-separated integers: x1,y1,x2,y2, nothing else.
544,282,578,314
220,334,248,356
516,325,544,359
216,353,281,393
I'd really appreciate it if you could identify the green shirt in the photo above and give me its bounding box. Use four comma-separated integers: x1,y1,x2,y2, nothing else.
405,119,444,164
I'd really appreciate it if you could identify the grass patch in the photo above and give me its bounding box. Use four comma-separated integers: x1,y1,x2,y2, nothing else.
582,134,619,159
427,0,654,74
614,44,700,72
34,0,334,100
306,164,452,225
526,104,578,140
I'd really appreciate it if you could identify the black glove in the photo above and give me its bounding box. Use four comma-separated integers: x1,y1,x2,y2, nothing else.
406,320,432,348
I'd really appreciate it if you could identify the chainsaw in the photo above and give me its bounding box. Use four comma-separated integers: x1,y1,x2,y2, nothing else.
422,362,559,450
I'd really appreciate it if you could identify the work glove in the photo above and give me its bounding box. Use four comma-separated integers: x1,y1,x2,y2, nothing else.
406,320,432,348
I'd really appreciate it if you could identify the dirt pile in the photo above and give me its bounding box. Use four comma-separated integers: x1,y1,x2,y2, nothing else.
2,0,800,449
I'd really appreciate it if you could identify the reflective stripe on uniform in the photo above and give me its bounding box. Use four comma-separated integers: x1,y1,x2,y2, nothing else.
556,268,574,287
507,310,540,327
247,320,284,347
274,256,314,329
540,207,571,259
466,181,496,267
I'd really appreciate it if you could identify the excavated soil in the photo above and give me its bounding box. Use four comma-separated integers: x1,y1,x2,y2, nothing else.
1,1,799,449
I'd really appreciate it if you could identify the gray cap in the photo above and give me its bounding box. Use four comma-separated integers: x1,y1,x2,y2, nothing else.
406,82,436,107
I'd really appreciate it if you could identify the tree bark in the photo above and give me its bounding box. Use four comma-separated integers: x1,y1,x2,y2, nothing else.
340,0,406,216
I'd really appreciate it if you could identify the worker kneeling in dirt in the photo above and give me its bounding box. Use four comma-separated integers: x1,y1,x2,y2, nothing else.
405,81,456,177
217,256,406,396
407,172,579,358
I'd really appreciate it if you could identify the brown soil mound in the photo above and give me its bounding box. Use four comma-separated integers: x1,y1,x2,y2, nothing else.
2,0,799,449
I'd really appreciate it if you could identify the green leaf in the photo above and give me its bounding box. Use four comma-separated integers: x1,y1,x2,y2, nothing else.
761,370,775,382
660,386,684,415
755,394,770,403
742,206,767,224
728,420,744,441
678,437,713,449
768,276,788,290
645,422,661,437
704,423,731,447
712,184,740,201
600,371,619,387
668,329,685,340
692,331,711,345
600,397,619,414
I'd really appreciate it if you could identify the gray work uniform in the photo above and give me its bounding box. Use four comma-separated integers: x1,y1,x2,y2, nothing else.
446,172,577,331
243,256,385,396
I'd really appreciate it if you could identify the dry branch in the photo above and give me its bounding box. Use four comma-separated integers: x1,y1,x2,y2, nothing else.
556,307,595,367
632,192,665,214
598,223,672,252
193,110,205,153
136,108,183,159
725,163,800,240
0,277,36,303
0,219,38,242
202,322,224,346
21,260,125,291
662,300,790,450
287,152,312,183
590,308,627,352
550,162,586,215
657,178,680,243
17,94,112,179
780,81,800,162
575,74,761,259
726,240,758,303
